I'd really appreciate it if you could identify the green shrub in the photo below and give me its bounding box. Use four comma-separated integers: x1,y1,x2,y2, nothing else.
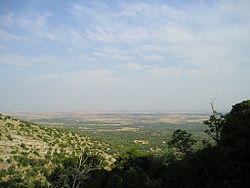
6,135,13,141
20,143,27,150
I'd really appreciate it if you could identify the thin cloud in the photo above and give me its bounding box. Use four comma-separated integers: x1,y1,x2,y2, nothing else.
0,54,61,66
93,47,130,60
118,63,147,70
147,67,182,77
41,69,126,84
141,55,164,61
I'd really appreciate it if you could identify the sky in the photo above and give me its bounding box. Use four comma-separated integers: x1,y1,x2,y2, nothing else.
0,0,249,112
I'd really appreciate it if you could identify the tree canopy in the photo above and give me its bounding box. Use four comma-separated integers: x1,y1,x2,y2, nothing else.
168,129,196,153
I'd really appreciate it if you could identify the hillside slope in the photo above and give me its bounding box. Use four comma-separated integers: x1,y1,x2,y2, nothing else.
0,113,115,186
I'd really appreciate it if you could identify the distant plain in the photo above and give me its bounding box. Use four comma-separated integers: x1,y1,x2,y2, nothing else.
6,112,210,153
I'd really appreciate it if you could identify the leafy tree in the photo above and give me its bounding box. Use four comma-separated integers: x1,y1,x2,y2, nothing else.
168,129,196,153
114,148,144,169
203,99,225,145
221,100,250,147
85,151,166,188
163,100,250,187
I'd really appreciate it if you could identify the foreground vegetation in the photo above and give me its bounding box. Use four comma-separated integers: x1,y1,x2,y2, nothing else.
0,115,115,187
1,100,249,187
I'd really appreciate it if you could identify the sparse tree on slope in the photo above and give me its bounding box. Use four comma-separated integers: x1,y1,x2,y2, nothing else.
203,99,225,145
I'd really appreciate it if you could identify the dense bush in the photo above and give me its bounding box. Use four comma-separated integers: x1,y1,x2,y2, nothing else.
47,151,102,188
84,100,250,188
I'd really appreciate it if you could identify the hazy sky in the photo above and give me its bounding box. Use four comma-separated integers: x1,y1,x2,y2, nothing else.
0,0,249,112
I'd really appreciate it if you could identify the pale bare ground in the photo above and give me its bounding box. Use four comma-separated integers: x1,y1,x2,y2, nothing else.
95,127,139,132
5,111,209,125
158,114,208,124
36,122,66,126
134,140,149,144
